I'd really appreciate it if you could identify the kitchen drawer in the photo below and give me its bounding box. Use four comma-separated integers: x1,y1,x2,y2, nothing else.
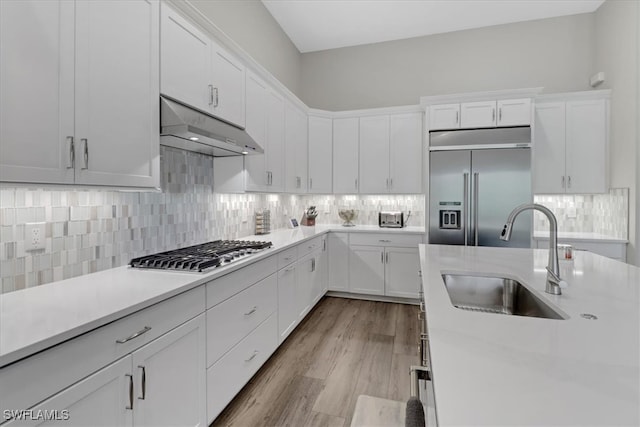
206,314,278,423
297,236,324,258
206,254,277,309
206,273,277,367
349,232,423,248
0,286,205,415
277,246,298,269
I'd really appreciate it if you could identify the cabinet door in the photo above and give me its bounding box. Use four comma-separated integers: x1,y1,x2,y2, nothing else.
428,104,460,131
461,101,497,128
389,113,423,193
385,247,420,299
14,356,132,426
533,103,566,193
310,251,324,306
296,254,314,319
349,245,385,296
0,0,75,184
265,90,285,192
308,116,333,193
318,237,329,295
565,99,608,194
359,115,390,194
284,102,308,193
75,0,159,188
132,315,206,427
333,118,360,194
244,72,268,192
277,264,298,344
497,98,531,127
210,40,245,127
160,3,210,113
328,233,350,292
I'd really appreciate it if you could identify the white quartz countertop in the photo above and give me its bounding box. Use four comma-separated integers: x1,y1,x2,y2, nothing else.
532,231,628,243
420,244,639,426
0,224,424,367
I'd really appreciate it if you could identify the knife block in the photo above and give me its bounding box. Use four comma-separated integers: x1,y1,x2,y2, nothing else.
301,213,316,226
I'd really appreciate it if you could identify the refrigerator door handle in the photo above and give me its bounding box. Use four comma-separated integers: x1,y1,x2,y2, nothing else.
463,173,469,246
473,172,479,246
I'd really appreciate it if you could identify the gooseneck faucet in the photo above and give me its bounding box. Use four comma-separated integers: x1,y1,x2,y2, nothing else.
500,203,567,295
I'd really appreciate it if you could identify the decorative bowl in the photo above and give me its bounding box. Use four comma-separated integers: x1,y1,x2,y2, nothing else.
338,209,358,227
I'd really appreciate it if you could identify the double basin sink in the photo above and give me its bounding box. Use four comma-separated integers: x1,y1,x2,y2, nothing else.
442,274,566,320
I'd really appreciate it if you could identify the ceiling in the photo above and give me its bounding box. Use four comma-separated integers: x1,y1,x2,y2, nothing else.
261,0,606,53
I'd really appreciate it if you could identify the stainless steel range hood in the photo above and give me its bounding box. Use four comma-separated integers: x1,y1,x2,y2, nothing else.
160,96,263,157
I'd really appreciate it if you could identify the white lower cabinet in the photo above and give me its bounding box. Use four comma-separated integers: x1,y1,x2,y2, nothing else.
349,245,386,295
8,315,206,427
384,247,421,299
328,233,349,292
348,233,423,298
131,315,206,427
206,315,278,423
277,262,298,343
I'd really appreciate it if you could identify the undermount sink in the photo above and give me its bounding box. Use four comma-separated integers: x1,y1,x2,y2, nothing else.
442,274,566,320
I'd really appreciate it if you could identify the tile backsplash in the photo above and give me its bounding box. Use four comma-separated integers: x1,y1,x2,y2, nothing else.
1,145,629,294
0,146,425,294
533,188,628,238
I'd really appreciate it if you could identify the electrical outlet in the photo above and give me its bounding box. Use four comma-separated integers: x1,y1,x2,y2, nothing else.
25,222,46,251
567,207,577,219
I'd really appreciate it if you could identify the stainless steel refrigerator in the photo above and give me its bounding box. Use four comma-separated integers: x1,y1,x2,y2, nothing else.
428,127,532,248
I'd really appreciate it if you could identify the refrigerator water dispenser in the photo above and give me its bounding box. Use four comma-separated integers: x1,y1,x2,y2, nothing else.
439,210,461,229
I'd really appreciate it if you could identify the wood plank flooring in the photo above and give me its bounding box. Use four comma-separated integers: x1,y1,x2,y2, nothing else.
211,297,420,427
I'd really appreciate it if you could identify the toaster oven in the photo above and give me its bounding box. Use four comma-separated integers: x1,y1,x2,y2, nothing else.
378,211,406,228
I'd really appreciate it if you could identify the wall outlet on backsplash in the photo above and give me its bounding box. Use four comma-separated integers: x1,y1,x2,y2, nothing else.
25,222,46,251
566,207,577,219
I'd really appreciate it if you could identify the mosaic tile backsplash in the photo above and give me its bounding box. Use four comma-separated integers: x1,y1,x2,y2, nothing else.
0,146,425,294
533,188,628,238
0,145,629,294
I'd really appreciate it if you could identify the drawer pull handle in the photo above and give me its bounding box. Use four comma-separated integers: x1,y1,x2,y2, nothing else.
285,266,295,273
116,326,152,344
138,366,146,400
125,374,134,410
379,239,391,243
245,350,259,362
244,306,258,316
284,256,292,261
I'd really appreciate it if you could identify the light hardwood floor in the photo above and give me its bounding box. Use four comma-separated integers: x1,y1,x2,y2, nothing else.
211,297,420,427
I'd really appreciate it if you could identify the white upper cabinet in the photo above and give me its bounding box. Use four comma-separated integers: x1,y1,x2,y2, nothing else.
160,4,245,128
534,92,609,194
308,116,333,194
428,103,460,131
265,90,285,192
428,96,532,131
75,0,159,187
359,113,423,194
497,98,531,127
244,71,268,192
359,115,390,194
244,74,284,193
460,101,497,128
284,102,308,193
389,113,423,194
160,4,210,113
565,99,608,193
533,102,566,193
0,0,75,184
333,118,360,194
1,0,159,188
210,39,246,128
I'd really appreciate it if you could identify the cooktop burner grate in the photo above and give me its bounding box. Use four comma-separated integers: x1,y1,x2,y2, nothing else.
129,240,272,272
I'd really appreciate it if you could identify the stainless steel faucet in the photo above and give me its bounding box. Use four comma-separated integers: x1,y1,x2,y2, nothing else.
500,203,567,295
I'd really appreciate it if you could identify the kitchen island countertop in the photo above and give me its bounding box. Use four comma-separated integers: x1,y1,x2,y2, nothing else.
420,244,639,426
0,224,424,367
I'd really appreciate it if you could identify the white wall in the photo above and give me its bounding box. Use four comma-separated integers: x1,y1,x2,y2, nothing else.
189,0,302,97
595,0,639,265
299,13,596,110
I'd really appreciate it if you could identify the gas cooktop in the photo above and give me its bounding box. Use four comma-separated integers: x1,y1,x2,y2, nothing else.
129,240,272,272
